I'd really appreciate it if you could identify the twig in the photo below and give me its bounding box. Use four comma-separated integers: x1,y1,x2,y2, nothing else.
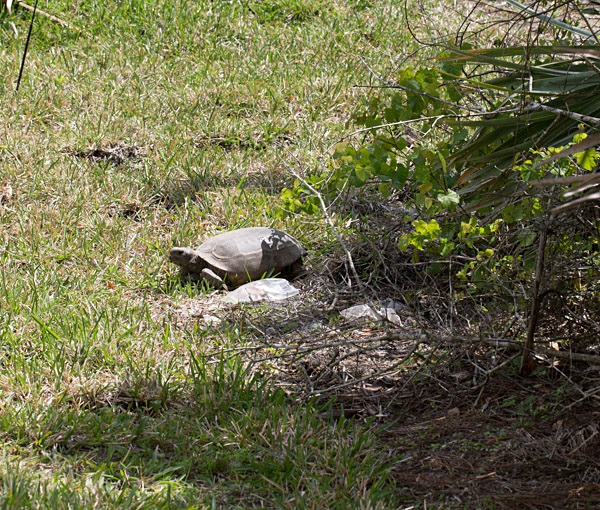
213,328,600,366
551,365,600,411
548,189,600,213
15,0,37,92
215,333,419,363
536,346,600,365
282,157,368,293
307,339,425,396
16,1,78,31
525,102,600,125
472,353,521,408
521,213,555,374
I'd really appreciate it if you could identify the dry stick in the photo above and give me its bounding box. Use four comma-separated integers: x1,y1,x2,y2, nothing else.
218,333,417,362
285,163,368,294
437,334,600,365
15,0,80,92
218,312,600,366
550,364,600,412
307,339,425,396
472,353,521,408
16,1,78,31
564,386,600,411
521,213,556,374
213,329,600,366
15,0,37,92
524,102,600,126
535,346,600,365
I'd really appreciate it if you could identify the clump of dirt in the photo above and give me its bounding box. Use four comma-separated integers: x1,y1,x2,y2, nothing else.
66,141,146,166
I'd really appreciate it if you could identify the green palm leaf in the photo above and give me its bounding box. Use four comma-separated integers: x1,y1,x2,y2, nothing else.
440,42,600,210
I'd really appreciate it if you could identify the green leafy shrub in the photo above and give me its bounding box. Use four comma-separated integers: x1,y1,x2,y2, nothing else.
280,1,600,296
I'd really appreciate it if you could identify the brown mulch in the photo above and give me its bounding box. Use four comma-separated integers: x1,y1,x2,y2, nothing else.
381,368,600,509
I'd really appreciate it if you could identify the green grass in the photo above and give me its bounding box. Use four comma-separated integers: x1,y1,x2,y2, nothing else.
0,0,451,507
0,355,395,508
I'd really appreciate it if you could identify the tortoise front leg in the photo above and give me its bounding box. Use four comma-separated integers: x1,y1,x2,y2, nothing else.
201,268,227,290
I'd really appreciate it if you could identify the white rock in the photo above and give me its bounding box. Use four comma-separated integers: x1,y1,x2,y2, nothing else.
203,315,222,326
340,304,383,322
340,300,405,325
223,278,300,304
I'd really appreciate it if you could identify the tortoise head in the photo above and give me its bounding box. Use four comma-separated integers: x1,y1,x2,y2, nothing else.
169,247,205,271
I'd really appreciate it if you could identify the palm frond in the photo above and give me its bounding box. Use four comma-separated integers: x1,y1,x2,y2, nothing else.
440,42,600,211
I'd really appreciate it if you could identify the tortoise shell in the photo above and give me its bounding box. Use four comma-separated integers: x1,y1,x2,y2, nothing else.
169,227,306,288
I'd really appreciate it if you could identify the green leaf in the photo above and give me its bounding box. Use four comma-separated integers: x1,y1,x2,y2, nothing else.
436,189,460,207
575,148,598,171
354,165,371,184
379,181,392,198
414,219,441,239
391,162,408,187
440,239,456,256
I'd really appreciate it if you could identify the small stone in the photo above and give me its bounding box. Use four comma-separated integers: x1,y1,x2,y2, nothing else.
223,278,300,303
203,315,222,325
340,300,405,325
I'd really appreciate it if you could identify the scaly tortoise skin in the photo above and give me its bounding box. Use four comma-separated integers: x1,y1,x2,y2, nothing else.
169,227,307,289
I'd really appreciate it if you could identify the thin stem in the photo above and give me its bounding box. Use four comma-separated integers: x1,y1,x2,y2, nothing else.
16,0,38,92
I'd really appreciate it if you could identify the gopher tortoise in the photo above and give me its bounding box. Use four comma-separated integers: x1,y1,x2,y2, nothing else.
169,227,307,289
